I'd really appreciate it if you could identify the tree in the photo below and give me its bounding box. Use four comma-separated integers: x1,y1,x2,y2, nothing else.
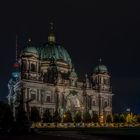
16,104,28,123
119,114,126,123
132,114,137,123
83,111,91,123
63,110,73,123
92,112,99,123
43,109,52,123
74,111,82,123
30,107,40,123
113,114,120,123
136,115,140,123
52,110,61,123
126,113,133,124
0,102,14,128
106,114,113,123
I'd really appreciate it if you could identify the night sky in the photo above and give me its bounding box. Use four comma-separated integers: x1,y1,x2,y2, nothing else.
0,0,140,113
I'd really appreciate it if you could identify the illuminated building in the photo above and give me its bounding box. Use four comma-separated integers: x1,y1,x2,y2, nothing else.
7,24,113,122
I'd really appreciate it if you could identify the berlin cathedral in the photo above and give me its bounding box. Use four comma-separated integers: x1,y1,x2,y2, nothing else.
7,24,113,122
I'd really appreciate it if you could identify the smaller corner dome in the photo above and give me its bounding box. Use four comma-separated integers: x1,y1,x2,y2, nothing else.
23,46,39,55
94,65,108,73
69,69,77,78
22,39,39,55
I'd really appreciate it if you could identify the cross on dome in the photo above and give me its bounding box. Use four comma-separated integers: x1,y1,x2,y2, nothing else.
99,58,102,63
50,22,54,30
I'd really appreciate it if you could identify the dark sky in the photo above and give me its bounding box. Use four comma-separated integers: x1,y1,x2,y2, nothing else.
0,0,140,113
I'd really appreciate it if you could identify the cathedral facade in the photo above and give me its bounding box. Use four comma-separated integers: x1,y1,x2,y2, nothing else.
7,25,113,122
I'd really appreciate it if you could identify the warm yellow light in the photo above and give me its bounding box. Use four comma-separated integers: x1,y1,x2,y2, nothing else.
100,115,103,119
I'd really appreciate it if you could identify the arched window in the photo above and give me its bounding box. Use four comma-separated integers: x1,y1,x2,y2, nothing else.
103,78,110,85
104,101,108,107
46,96,51,102
31,63,36,72
43,73,48,83
31,93,36,100
92,100,96,106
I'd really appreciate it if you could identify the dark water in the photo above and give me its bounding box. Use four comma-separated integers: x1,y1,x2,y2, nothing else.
0,134,138,140
1,128,140,140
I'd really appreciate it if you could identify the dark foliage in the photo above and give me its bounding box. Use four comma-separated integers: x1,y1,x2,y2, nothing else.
52,110,61,123
0,102,13,128
119,114,126,123
30,107,40,122
92,112,99,123
83,111,91,123
43,109,52,123
74,111,82,123
63,110,73,123
113,114,120,123
16,104,28,123
106,114,113,123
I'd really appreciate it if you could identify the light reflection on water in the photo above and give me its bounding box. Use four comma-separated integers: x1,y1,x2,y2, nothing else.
36,130,121,140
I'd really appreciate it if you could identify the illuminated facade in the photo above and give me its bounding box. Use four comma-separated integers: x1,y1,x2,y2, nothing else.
7,25,113,122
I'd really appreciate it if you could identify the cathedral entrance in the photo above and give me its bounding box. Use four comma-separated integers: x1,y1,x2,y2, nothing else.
65,91,84,120
65,90,84,113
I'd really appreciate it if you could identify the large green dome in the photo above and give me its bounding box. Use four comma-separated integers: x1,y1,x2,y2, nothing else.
94,65,108,73
40,43,72,66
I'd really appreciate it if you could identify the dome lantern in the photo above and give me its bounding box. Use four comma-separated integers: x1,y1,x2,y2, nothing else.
48,22,56,44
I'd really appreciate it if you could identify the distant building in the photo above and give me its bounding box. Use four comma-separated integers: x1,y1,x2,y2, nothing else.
7,24,113,122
